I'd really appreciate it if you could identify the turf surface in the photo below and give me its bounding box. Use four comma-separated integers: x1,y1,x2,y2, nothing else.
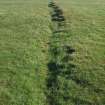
0,0,105,105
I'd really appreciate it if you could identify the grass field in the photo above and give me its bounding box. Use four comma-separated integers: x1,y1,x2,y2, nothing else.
0,0,50,104
0,0,105,105
57,0,105,104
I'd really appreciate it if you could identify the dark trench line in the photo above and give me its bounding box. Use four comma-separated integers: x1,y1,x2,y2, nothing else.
46,1,76,105
45,1,104,105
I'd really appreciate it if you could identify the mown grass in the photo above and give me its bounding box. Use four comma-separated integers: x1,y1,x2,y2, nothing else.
0,0,51,105
0,0,105,105
56,0,105,104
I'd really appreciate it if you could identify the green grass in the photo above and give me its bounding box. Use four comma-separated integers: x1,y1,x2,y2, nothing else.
0,0,51,104
57,0,105,104
0,0,105,105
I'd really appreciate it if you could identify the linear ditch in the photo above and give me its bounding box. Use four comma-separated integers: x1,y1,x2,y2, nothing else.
46,1,76,105
45,1,104,105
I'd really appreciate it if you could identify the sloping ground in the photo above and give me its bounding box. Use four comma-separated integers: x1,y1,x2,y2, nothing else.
0,0,51,105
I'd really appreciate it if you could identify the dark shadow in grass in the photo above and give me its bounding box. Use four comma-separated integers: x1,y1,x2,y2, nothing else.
51,13,65,22
73,97,93,105
46,46,76,105
53,30,66,34
48,2,56,8
47,3,76,104
64,45,75,54
46,61,62,105
46,1,105,105
49,2,67,35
